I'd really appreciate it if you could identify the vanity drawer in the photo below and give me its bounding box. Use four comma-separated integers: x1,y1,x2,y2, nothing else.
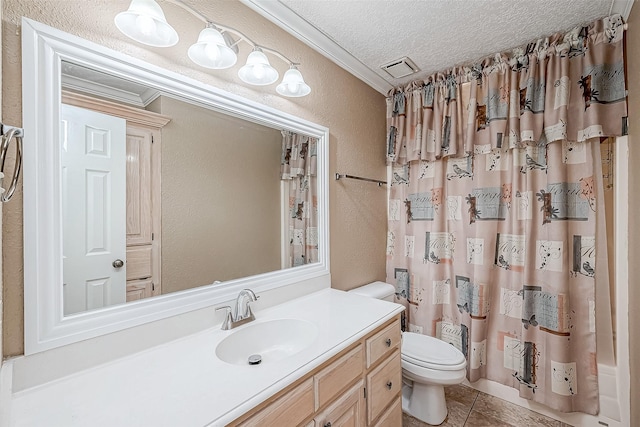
314,344,363,410
239,377,314,427
372,395,401,427
365,318,400,368
366,350,401,424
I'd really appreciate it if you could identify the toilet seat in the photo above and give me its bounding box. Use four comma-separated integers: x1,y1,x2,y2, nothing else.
402,353,467,371
402,332,467,371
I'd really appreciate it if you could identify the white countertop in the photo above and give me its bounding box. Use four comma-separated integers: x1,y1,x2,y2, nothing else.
8,289,403,426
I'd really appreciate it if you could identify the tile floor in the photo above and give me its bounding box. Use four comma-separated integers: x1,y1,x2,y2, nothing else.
402,384,573,427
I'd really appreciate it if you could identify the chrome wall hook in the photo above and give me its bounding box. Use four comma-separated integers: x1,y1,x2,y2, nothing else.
0,122,24,202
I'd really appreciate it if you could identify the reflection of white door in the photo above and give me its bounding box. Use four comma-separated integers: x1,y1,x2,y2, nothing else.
61,104,127,315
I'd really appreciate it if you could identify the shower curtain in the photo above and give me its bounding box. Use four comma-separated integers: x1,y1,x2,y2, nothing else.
281,131,318,267
385,15,627,414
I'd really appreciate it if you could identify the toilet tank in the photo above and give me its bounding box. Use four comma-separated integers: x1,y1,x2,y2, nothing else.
348,281,395,302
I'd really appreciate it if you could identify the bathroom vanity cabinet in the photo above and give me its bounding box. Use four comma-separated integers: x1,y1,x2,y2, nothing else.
230,315,402,427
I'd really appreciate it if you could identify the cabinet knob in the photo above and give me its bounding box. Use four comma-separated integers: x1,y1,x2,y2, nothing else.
386,381,393,390
112,259,124,268
385,338,391,347
324,422,332,427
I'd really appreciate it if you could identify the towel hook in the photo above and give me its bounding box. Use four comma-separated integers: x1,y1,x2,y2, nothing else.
0,124,24,202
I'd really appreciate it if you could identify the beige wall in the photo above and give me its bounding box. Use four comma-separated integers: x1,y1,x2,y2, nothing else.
1,0,387,357
624,5,640,423
148,96,282,294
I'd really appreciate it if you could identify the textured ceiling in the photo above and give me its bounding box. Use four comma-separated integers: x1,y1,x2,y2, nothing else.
276,0,616,89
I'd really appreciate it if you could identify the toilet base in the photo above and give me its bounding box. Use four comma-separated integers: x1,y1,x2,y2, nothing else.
401,381,448,425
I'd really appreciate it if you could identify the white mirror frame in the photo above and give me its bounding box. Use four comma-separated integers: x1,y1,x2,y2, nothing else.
22,18,330,355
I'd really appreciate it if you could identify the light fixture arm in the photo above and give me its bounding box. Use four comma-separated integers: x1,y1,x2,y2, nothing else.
166,0,208,24
165,0,296,66
256,45,296,67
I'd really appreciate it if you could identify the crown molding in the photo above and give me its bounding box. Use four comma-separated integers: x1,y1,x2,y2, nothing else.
239,0,393,95
61,90,171,128
61,74,161,108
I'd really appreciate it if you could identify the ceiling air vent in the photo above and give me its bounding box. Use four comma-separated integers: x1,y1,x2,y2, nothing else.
380,57,420,79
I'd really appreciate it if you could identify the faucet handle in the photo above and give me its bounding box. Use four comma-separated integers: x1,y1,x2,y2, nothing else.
215,305,233,330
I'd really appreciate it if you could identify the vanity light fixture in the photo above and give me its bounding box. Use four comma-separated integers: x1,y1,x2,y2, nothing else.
114,0,179,47
115,0,312,97
188,25,237,69
238,48,279,85
276,65,311,97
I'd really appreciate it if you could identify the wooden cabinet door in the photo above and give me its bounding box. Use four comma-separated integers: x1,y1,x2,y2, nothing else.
371,396,401,427
314,380,364,427
125,125,153,246
124,124,162,297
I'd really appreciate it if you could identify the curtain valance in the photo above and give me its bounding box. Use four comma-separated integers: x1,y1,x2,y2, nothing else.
386,15,627,165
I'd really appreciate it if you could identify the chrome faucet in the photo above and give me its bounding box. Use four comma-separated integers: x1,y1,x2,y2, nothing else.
215,289,259,330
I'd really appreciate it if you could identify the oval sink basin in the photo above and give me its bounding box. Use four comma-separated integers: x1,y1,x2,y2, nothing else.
215,319,318,365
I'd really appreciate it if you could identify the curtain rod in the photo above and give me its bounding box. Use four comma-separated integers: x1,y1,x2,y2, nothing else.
335,173,386,186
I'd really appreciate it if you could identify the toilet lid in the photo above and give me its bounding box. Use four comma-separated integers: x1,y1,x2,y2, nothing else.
402,332,467,370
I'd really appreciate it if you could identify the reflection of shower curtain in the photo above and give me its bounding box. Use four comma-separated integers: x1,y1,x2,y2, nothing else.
281,131,318,267
385,16,627,414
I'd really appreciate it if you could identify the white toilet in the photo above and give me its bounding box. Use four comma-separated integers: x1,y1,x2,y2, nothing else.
348,282,467,425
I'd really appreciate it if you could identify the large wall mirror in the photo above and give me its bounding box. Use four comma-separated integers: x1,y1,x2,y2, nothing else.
22,18,329,354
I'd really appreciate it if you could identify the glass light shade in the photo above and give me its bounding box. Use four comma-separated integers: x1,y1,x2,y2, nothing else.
237,49,279,85
115,0,179,47
188,27,237,69
276,67,311,97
